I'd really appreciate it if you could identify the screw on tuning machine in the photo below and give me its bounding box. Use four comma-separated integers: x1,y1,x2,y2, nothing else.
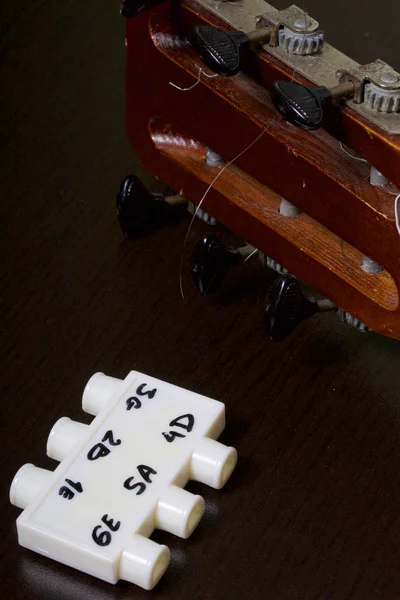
271,80,355,130
191,234,256,296
116,175,186,240
191,24,271,76
265,274,337,342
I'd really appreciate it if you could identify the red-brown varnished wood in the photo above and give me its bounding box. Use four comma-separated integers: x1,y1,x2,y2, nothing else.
180,0,400,190
150,119,398,317
125,7,400,338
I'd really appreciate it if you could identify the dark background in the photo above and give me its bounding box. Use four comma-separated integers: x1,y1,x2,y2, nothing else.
1,1,400,599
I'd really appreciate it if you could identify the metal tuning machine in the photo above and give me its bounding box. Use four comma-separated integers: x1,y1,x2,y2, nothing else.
272,62,400,130
191,7,323,76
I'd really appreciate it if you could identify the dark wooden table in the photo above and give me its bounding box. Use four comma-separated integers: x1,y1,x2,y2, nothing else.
2,2,400,598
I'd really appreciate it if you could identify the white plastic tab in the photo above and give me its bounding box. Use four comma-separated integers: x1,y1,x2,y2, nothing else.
10,464,52,510
120,535,170,590
10,371,237,590
47,417,88,462
82,372,123,415
190,437,237,489
156,485,205,538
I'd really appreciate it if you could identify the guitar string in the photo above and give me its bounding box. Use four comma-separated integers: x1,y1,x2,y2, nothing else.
169,64,219,91
243,247,259,264
395,194,400,235
339,142,369,163
177,0,307,302
179,118,277,301
340,189,400,267
338,141,400,238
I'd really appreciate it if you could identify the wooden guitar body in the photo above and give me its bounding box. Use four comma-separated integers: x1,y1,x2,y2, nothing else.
124,0,400,340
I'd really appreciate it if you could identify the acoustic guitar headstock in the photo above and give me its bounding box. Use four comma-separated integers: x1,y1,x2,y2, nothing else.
118,0,400,342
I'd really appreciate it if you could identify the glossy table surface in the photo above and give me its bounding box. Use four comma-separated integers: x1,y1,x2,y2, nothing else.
1,2,400,599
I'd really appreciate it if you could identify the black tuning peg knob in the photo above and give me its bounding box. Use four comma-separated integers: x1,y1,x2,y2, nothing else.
116,175,186,240
271,80,355,130
265,274,336,341
192,234,256,295
191,25,271,76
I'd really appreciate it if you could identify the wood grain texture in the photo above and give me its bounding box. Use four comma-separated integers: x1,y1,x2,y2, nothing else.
2,2,400,599
149,119,398,312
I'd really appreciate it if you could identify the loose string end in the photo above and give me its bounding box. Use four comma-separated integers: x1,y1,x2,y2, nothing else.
169,65,218,93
